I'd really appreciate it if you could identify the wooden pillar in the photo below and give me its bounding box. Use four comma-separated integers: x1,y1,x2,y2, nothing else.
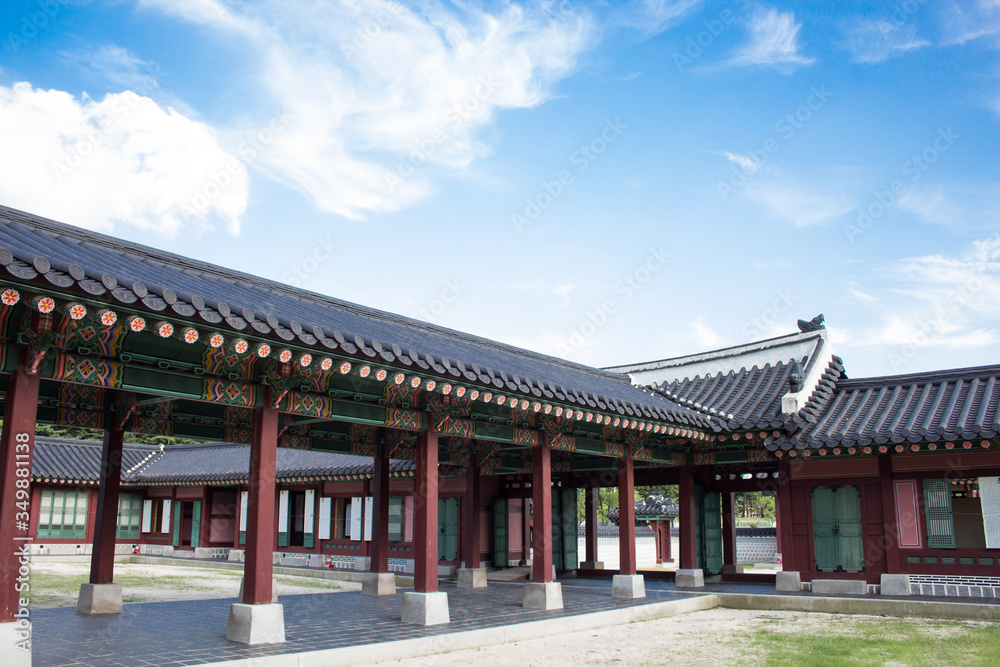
370,444,390,574
89,420,125,585
522,497,531,563
663,519,673,562
617,456,637,575
243,389,279,605
413,425,439,593
776,459,795,571
531,436,553,583
0,351,41,622
461,450,481,569
678,465,697,570
878,455,901,573
584,486,598,563
722,491,737,567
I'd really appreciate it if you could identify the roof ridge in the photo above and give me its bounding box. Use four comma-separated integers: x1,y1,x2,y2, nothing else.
838,363,1000,388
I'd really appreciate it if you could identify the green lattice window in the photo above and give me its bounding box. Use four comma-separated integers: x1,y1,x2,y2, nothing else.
923,479,956,549
116,493,143,540
38,488,89,539
388,496,404,542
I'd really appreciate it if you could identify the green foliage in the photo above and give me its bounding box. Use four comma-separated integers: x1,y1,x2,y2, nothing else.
736,492,775,526
8,421,202,446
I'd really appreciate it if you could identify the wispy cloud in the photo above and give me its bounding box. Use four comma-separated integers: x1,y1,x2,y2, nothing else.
897,183,1000,230
67,45,160,90
939,0,1000,45
726,8,814,70
611,0,704,36
744,178,853,227
141,0,593,221
841,19,930,63
716,150,762,174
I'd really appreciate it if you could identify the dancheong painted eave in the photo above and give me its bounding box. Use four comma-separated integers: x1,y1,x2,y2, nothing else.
0,205,718,433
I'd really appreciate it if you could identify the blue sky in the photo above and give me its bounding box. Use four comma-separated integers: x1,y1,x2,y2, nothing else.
1,0,998,379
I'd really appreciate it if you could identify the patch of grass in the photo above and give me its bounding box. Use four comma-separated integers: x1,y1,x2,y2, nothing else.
753,617,1000,666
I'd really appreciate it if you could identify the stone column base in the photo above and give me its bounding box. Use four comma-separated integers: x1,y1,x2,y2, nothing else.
579,561,604,570
880,574,911,596
1,620,31,667
77,583,123,615
775,570,802,592
675,569,705,588
523,581,563,610
226,603,285,645
722,564,745,574
238,576,279,603
612,574,646,599
354,557,372,571
457,568,487,588
362,572,397,596
401,591,450,626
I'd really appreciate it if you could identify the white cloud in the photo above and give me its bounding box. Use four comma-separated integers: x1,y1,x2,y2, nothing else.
141,0,593,220
0,82,247,236
612,0,704,36
726,8,814,70
690,316,722,348
842,19,930,64
718,150,762,174
744,178,854,226
897,184,1000,230
69,45,160,91
939,0,1000,45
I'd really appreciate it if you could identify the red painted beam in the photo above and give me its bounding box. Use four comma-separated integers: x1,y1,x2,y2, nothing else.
678,465,697,570
618,456,637,575
244,389,278,605
413,425,439,592
370,445,390,573
0,350,41,623
462,450,481,569
90,421,125,585
531,436,553,583
585,486,598,563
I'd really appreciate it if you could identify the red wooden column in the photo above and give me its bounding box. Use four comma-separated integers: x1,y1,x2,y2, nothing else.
531,435,553,583
413,424,439,593
678,464,697,570
584,486,599,565
776,459,795,571
722,491,737,570
370,444,390,574
243,390,279,605
878,455,902,574
85,418,125,598
662,520,673,562
461,450,481,569
617,456,637,576
0,349,41,624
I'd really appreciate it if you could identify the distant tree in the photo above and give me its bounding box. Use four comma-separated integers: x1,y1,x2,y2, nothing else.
9,420,202,446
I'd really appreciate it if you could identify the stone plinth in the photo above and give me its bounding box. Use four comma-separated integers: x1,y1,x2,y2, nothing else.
880,574,911,596
76,583,123,615
775,571,801,592
523,581,563,610
1,620,31,667
225,603,285,644
722,564,745,574
811,578,867,595
457,568,488,589
612,574,646,599
579,561,604,570
675,569,705,588
401,592,450,626
362,572,396,596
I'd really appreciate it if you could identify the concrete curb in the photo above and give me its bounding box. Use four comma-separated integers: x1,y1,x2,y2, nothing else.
203,594,720,666
717,593,1000,621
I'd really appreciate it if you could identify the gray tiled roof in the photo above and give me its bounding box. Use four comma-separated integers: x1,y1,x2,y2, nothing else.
127,442,414,485
30,437,160,484
29,437,413,485
779,364,1000,450
0,206,714,429
608,495,678,524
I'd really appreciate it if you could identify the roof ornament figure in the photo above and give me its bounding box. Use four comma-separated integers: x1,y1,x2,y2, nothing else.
788,360,805,393
797,313,825,332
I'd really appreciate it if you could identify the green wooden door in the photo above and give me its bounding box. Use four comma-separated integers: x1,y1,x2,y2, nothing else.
492,498,508,567
172,501,182,547
923,479,956,549
702,491,723,575
812,485,864,573
694,486,705,570
551,491,563,571
561,488,579,571
438,497,458,561
190,500,202,548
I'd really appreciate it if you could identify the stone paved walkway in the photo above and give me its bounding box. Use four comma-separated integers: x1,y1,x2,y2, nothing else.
32,578,704,667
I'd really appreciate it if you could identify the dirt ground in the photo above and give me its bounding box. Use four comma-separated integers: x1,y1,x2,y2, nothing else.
360,608,976,667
